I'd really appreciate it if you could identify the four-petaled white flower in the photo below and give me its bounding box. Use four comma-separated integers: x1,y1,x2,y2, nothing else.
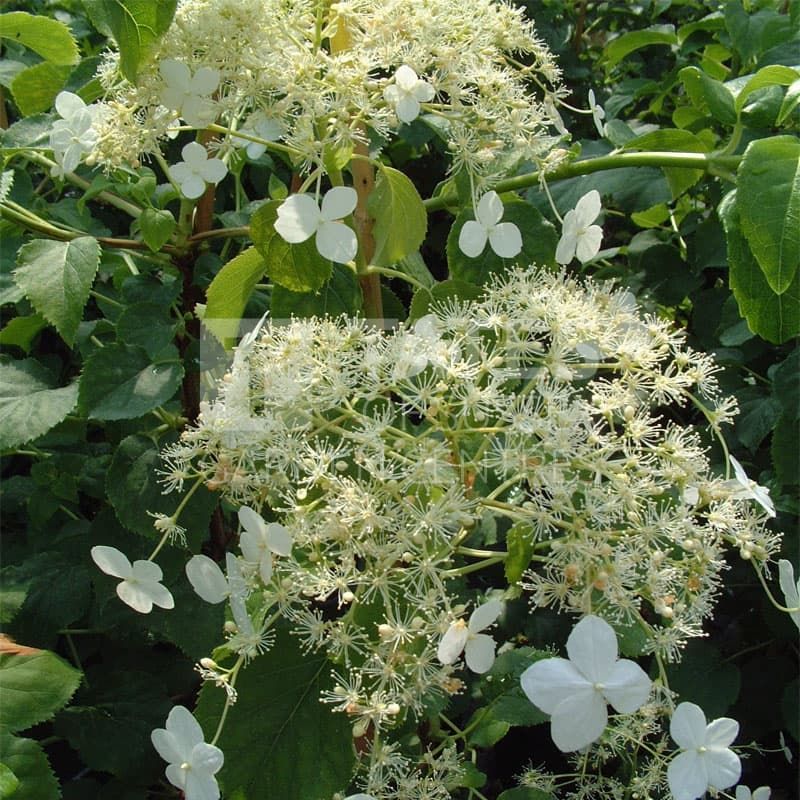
555,189,603,265
520,615,652,752
588,89,606,137
151,705,224,800
437,599,503,674
667,702,741,800
778,559,800,630
726,455,776,518
238,506,292,584
159,59,220,128
736,786,771,800
384,65,435,124
274,187,358,263
91,545,174,614
458,191,523,259
233,111,284,159
169,142,227,200
49,91,98,176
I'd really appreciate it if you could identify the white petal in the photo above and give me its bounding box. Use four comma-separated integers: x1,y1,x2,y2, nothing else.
239,530,261,564
185,555,229,604
166,706,205,753
152,728,184,765
320,186,357,221
468,599,503,633
413,80,435,103
117,581,153,613
181,142,209,168
555,231,577,265
520,657,590,714
91,545,132,579
437,621,469,664
778,560,800,630
602,659,651,713
458,220,488,258
190,742,224,775
185,771,220,800
131,560,164,583
705,748,741,791
476,191,504,227
394,65,418,91
259,554,274,585
182,96,218,128
168,162,191,184
239,505,266,537
667,750,709,800
396,95,421,123
464,633,496,673
165,763,187,790
751,483,776,517
54,91,85,119
266,522,292,556
736,788,752,800
753,788,771,800
143,581,175,610
60,143,83,174
316,222,358,263
489,222,523,258
728,454,749,488
274,195,320,243
198,158,226,185
159,59,190,90
574,189,601,226
383,85,400,105
705,716,739,749
575,225,603,263
670,702,708,749
190,67,220,96
180,175,208,200
549,689,608,752
566,615,618,683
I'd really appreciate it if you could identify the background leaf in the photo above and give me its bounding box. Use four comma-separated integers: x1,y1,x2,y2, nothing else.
0,12,79,65
0,733,58,800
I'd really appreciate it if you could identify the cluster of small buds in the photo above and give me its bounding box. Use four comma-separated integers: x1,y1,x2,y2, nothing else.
83,0,566,186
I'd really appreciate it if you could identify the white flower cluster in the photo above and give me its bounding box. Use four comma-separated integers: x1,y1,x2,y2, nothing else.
86,0,565,183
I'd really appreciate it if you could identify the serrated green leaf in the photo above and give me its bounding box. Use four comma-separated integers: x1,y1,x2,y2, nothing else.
733,65,799,114
0,315,47,354
9,62,71,116
505,523,534,584
196,632,355,800
13,237,100,345
720,191,800,344
447,200,557,285
204,247,267,346
0,733,58,800
0,12,79,65
270,263,361,319
250,201,332,293
82,1,178,82
665,640,740,718
78,343,183,420
116,302,177,358
777,78,800,125
0,763,19,799
138,208,175,252
604,26,677,70
0,360,79,450
368,165,427,267
466,708,510,747
679,66,736,124
0,651,81,733
105,434,217,542
0,171,13,204
737,136,800,294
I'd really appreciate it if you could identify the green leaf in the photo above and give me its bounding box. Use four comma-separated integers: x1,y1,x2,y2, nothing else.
271,263,361,319
733,65,799,114
772,413,799,486
13,237,101,346
116,302,177,358
0,763,19,799
0,359,79,450
737,136,800,294
105,434,217,542
679,66,736,125
622,129,709,198
665,640,740,718
204,247,267,346
82,1,178,82
0,650,81,733
777,78,800,125
604,26,677,70
466,708,510,747
9,62,71,117
505,523,534,584
138,208,175,252
397,251,436,290
772,349,799,420
447,200,557,285
0,315,47,354
0,733,58,800
368,165,427,267
408,279,484,321
78,343,183,420
719,192,800,344
0,12,79,65
196,631,355,800
250,201,333,293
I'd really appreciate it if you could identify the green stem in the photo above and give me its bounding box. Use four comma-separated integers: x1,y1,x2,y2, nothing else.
423,151,742,212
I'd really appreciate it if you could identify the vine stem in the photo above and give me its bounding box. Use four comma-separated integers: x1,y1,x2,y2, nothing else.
423,151,742,212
